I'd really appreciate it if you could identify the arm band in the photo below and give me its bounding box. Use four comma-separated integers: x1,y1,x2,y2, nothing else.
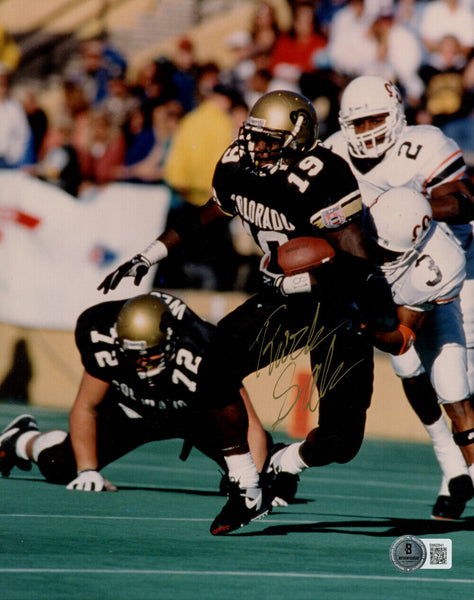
281,273,312,295
140,240,168,265
397,324,416,355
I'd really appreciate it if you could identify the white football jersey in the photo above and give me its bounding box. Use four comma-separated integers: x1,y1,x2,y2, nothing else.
384,221,468,404
380,222,465,311
325,124,472,248
326,123,473,401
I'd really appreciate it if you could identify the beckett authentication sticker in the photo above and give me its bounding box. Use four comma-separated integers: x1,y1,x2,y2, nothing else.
419,538,452,569
390,536,453,572
389,535,427,572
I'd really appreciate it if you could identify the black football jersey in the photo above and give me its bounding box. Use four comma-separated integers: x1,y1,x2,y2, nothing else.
212,141,362,277
75,291,216,418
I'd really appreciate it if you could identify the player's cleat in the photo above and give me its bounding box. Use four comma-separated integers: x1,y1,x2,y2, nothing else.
0,414,39,477
261,443,300,506
219,471,231,496
448,473,474,501
265,471,300,507
210,481,271,535
431,474,474,520
431,495,466,520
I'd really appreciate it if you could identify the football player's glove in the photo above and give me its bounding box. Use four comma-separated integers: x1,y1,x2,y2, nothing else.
260,251,312,295
357,273,399,332
66,469,117,492
98,254,151,294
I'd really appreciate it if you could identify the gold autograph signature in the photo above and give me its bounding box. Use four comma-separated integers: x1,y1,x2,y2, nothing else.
249,302,365,430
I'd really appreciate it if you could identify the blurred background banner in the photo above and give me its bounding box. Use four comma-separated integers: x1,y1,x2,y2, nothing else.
0,170,169,329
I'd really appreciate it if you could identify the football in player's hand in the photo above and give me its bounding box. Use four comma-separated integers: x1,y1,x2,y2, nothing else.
277,237,336,276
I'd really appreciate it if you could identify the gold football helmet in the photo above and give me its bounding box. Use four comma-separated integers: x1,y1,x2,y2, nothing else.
116,294,175,386
239,90,318,173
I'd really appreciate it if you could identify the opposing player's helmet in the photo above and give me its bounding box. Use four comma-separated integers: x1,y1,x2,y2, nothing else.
339,75,406,159
364,187,433,271
116,294,176,387
239,90,318,173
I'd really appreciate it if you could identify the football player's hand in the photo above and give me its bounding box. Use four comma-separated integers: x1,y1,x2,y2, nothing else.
260,252,313,295
98,254,151,294
358,273,398,331
66,469,118,492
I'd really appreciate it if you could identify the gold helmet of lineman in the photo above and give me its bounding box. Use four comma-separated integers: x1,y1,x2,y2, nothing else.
239,90,319,173
116,294,176,386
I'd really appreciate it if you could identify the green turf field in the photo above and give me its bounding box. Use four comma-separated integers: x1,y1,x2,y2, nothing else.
1,403,472,600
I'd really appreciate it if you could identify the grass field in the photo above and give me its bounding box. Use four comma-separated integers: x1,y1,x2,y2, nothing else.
1,403,473,600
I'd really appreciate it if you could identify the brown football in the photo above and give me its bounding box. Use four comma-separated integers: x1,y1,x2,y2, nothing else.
277,237,336,276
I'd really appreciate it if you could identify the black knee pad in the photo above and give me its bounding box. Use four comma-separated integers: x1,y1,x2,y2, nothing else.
36,436,76,484
302,428,363,467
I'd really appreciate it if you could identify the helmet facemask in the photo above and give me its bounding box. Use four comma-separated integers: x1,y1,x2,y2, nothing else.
121,329,175,389
340,111,402,159
339,76,406,159
115,294,177,389
239,90,318,175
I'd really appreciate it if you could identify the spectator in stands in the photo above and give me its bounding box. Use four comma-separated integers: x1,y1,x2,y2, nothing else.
163,84,240,208
441,105,474,171
193,62,221,105
120,103,155,168
419,0,474,62
221,30,256,96
327,0,377,79
243,67,273,110
0,23,21,72
26,115,81,197
40,80,91,172
316,0,351,37
363,0,396,22
171,37,199,112
364,8,424,102
156,84,244,290
114,98,183,184
464,49,474,93
131,60,163,107
64,37,128,106
222,0,282,98
79,107,126,192
99,71,138,128
418,33,471,126
393,0,428,35
0,67,32,168
269,1,327,89
14,81,48,162
248,1,282,56
142,57,181,116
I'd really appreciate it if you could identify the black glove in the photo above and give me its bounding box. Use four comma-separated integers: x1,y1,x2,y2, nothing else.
356,273,398,332
98,254,150,294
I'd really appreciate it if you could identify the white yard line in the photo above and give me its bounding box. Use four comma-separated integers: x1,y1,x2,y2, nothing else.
0,568,472,584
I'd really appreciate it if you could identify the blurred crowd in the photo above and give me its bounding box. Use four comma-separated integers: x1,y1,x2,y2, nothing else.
1,0,474,290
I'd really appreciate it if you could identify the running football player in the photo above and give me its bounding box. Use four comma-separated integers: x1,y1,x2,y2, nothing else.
0,292,270,492
365,187,473,517
98,90,412,535
325,75,474,519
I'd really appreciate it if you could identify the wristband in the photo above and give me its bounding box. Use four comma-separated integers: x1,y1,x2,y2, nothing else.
281,273,312,295
140,240,168,265
397,324,416,355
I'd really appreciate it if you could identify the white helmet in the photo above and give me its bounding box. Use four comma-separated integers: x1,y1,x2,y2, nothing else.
364,187,433,269
339,75,406,159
